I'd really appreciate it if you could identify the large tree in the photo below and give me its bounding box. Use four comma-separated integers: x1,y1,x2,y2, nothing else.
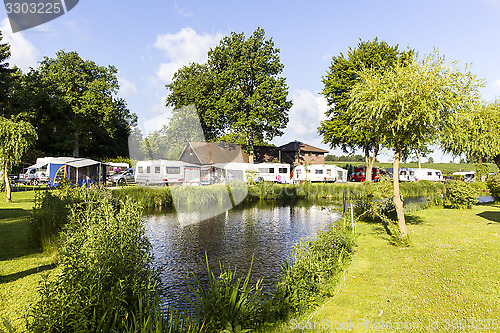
166,28,292,157
441,101,500,169
319,39,412,181
349,52,482,236
25,51,136,158
0,117,37,202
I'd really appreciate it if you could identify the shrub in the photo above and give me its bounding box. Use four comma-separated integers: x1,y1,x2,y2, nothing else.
273,223,354,316
29,189,159,333
444,180,477,209
487,175,500,202
30,183,108,253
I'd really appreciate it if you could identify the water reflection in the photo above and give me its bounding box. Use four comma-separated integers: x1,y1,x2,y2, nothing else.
145,202,341,307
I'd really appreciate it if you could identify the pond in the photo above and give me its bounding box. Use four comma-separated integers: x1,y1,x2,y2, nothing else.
144,201,341,307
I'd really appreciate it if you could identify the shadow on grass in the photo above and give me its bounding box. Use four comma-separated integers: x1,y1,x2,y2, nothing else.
0,263,57,284
405,214,425,225
0,208,32,220
477,211,500,223
0,218,39,261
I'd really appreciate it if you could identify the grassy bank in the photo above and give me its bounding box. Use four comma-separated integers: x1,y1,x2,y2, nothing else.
0,191,56,332
112,181,448,211
279,203,500,332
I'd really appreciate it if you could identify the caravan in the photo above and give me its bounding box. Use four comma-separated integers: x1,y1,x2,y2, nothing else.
135,160,201,186
293,164,347,183
414,168,443,182
399,168,416,182
255,163,291,183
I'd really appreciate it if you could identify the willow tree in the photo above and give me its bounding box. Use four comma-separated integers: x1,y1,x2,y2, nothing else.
349,53,482,236
320,39,413,181
441,101,500,169
0,117,37,202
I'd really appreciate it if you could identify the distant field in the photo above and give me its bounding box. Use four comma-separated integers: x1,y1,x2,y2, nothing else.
326,161,499,174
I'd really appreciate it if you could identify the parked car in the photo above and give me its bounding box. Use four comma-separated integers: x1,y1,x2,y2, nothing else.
349,167,385,182
109,168,135,185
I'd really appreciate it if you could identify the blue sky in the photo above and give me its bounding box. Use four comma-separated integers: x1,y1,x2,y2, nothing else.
2,0,500,162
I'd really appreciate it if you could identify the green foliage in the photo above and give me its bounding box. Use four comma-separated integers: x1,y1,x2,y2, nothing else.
28,188,158,333
441,101,500,170
188,255,263,332
273,223,354,315
486,175,500,202
320,38,409,155
444,180,477,209
475,162,489,182
0,116,37,201
166,28,292,153
18,50,136,158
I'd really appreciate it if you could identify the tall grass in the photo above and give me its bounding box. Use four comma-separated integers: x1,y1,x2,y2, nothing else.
28,188,160,332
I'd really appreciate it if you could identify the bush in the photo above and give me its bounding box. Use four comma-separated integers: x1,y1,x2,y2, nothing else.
29,189,159,333
273,222,354,316
444,180,477,209
30,183,107,253
487,175,500,202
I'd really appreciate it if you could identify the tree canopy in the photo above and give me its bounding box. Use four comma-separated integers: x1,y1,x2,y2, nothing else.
20,51,136,158
319,38,413,181
0,116,37,201
441,101,500,169
349,52,482,236
166,28,292,156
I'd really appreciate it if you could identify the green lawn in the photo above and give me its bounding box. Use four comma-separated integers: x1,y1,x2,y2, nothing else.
279,204,500,332
0,191,56,332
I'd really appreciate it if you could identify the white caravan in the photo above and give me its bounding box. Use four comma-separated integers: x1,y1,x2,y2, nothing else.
413,168,443,182
135,160,201,186
452,171,475,182
255,163,291,183
399,168,416,182
293,164,347,183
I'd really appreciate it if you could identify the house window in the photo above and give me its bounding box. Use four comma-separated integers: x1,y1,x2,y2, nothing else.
269,168,274,173
138,167,143,173
315,169,323,174
279,168,287,174
189,148,193,156
166,167,180,174
146,167,150,173
155,166,160,173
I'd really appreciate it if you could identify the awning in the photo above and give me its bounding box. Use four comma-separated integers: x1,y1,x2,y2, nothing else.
66,159,101,168
28,162,48,169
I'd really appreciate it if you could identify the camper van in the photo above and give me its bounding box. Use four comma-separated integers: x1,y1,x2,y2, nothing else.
399,168,416,182
414,168,443,182
255,163,291,183
135,160,201,186
293,164,347,183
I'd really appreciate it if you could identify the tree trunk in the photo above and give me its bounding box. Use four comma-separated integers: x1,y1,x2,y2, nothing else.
4,161,11,203
393,152,407,236
364,144,379,182
494,154,500,171
417,149,422,169
73,130,79,157
246,130,255,164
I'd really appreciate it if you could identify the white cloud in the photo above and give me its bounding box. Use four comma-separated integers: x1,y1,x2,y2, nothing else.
154,27,223,82
174,1,194,17
1,18,39,72
118,75,137,97
272,89,330,151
